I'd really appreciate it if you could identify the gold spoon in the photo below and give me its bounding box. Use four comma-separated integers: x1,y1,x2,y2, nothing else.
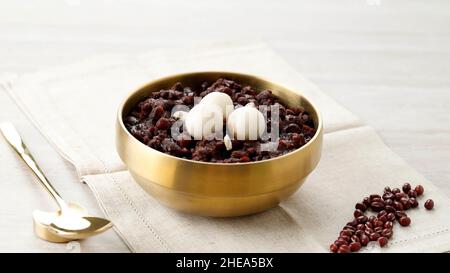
0,122,113,243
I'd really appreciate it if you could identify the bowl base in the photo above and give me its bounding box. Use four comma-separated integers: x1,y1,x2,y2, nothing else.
130,171,305,217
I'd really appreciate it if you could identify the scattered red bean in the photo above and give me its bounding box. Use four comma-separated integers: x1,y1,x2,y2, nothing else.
337,245,351,253
402,183,411,194
363,197,370,206
399,216,411,227
357,215,368,224
401,197,411,210
350,242,362,252
387,213,396,221
402,183,411,193
360,234,370,246
351,235,360,243
384,221,394,229
381,229,393,238
396,211,407,219
408,190,417,198
354,209,364,218
330,244,339,253
378,236,388,247
370,194,381,201
385,205,396,213
369,232,380,241
340,230,352,237
424,199,434,210
409,198,418,208
335,239,347,247
378,215,387,223
330,183,435,253
382,192,394,200
347,219,358,227
415,185,424,196
371,202,385,212
395,192,405,200
355,202,367,211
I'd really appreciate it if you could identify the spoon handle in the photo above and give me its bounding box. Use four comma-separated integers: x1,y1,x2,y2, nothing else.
0,122,67,210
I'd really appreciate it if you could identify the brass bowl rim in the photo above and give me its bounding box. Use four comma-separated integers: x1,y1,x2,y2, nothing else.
117,71,323,166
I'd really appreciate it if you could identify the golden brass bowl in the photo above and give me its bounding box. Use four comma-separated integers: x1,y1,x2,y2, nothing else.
116,72,323,217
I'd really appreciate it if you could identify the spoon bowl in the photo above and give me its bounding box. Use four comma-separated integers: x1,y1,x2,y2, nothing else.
33,202,113,242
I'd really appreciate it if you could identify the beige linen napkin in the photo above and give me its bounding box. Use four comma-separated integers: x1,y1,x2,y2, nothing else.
3,42,450,252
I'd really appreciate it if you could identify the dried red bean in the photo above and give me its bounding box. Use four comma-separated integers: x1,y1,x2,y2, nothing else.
351,235,360,243
387,213,396,222
360,234,370,246
394,201,404,211
377,210,387,217
371,202,385,212
402,183,411,194
385,205,396,213
399,216,411,226
378,236,388,247
374,220,384,228
330,244,339,253
408,190,417,198
340,230,353,237
382,192,394,200
350,242,362,252
378,215,388,223
344,225,356,231
382,229,393,238
409,198,419,208
369,232,380,241
396,211,407,219
371,198,384,204
346,219,358,227
384,221,394,229
395,192,406,201
363,197,371,206
370,194,381,201
374,227,383,233
355,202,367,211
415,185,424,196
331,183,434,253
357,215,368,224
334,239,347,247
364,228,373,236
424,199,434,210
338,245,351,253
353,209,364,218
401,197,411,210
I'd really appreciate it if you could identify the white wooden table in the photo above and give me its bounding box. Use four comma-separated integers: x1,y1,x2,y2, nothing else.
0,0,449,252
